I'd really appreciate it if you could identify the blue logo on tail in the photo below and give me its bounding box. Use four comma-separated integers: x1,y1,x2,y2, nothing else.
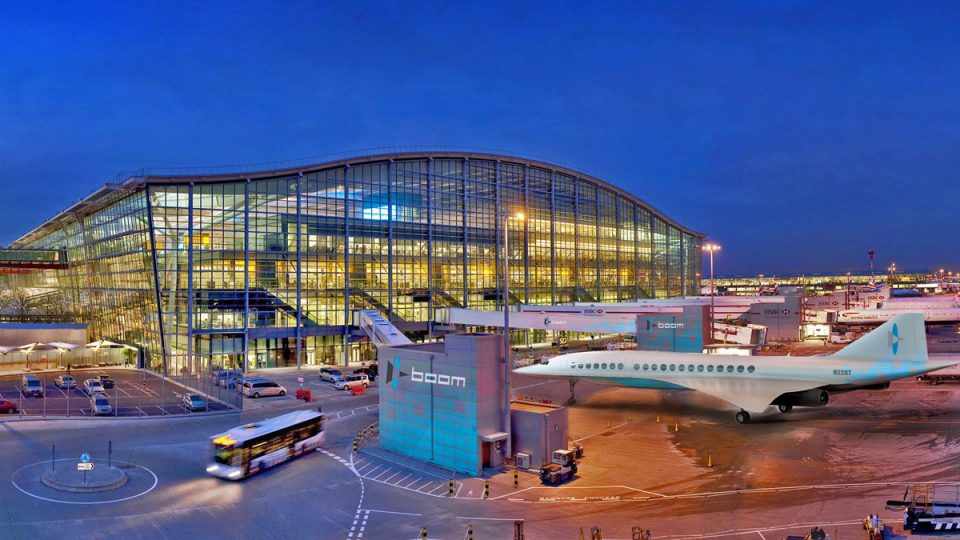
890,323,901,355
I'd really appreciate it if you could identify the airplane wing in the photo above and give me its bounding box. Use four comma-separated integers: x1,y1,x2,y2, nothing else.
671,377,824,414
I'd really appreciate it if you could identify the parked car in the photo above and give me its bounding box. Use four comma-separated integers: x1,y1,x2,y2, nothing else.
89,393,112,415
241,380,287,398
182,393,208,411
319,368,343,382
0,399,17,414
83,379,105,395
54,375,76,389
335,373,370,391
98,375,115,389
21,375,44,397
354,366,378,381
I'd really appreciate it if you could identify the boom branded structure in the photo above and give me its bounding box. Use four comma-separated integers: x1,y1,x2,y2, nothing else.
6,152,702,377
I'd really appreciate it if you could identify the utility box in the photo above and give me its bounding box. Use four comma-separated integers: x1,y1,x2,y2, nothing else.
510,400,569,469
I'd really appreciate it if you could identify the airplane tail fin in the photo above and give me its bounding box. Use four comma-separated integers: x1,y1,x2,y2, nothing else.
832,312,927,363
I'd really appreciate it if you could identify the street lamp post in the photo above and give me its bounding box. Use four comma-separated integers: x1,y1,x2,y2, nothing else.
502,210,524,459
702,243,721,343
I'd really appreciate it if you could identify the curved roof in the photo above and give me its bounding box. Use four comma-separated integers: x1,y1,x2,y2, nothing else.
15,151,702,246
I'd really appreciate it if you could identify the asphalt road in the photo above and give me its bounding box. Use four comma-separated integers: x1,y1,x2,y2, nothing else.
1,369,959,539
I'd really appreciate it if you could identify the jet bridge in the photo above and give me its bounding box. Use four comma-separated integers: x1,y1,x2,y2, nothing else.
357,310,413,348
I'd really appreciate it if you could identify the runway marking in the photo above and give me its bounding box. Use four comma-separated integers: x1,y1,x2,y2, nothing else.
755,532,767,540
491,484,665,501
572,421,630,443
456,516,525,521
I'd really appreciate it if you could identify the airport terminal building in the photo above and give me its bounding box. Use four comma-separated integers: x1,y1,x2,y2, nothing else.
4,152,702,376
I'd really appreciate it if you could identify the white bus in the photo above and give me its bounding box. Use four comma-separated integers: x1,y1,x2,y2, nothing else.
206,409,325,480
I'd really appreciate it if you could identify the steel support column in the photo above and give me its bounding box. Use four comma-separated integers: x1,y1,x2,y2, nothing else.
387,160,394,318
186,183,195,377
243,179,250,372
343,165,351,368
295,172,303,369
144,186,168,375
462,158,469,308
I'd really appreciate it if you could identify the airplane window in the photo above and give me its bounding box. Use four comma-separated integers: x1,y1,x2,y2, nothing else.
737,365,745,373
643,363,650,371
660,364,667,371
577,364,583,369
617,363,624,370
601,363,608,369
669,364,676,372
651,364,657,371
593,363,599,369
678,365,685,372
726,365,734,373
697,365,704,372
747,366,755,373
707,365,714,372
633,363,640,370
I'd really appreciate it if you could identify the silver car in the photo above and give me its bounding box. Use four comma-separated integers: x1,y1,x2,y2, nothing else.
90,393,112,415
83,379,105,395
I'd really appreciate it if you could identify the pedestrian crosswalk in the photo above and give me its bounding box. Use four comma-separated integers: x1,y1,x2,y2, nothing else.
351,455,465,498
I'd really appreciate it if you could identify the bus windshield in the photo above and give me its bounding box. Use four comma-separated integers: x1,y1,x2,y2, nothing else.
214,443,235,465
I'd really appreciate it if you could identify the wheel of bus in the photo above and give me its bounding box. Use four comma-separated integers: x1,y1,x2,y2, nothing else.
735,410,751,424
777,404,793,414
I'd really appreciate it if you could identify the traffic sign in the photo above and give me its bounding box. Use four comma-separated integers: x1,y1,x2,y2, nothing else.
80,452,91,463
77,463,94,471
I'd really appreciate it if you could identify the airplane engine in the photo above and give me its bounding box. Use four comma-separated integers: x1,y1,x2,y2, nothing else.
773,389,829,408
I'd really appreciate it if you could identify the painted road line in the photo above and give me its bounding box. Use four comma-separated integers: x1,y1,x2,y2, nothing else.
393,473,412,485
362,509,423,517
572,421,630,443
374,468,395,481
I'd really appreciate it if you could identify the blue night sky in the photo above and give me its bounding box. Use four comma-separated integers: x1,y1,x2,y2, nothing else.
2,1,958,276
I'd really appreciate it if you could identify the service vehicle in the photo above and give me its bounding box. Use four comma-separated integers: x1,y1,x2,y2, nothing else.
21,375,44,397
54,374,76,389
539,449,578,485
0,399,17,414
206,409,325,480
83,379,105,395
183,393,208,411
319,368,343,382
98,374,115,389
89,393,112,415
241,379,287,398
335,373,369,390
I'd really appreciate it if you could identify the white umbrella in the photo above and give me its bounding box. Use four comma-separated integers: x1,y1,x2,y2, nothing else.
48,342,79,369
17,342,60,370
85,340,136,367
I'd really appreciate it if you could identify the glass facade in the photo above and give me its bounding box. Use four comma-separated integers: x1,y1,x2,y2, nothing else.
10,152,702,376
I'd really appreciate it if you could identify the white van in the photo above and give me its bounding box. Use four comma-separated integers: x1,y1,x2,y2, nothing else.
242,380,287,398
335,373,369,391
21,375,44,397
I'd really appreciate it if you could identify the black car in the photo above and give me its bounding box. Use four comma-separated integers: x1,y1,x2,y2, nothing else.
98,375,115,389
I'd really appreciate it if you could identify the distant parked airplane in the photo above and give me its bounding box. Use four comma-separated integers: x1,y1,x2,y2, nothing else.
515,313,956,423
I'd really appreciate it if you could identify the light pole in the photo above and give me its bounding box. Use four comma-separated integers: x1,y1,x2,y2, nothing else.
702,243,721,343
502,210,524,458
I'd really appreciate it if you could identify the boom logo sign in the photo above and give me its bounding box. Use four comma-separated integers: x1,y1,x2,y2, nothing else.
411,366,467,388
386,357,467,389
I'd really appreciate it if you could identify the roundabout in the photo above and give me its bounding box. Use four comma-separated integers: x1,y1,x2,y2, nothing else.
11,459,158,505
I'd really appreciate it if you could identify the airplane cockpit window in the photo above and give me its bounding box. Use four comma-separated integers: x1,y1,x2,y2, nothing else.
747,365,756,373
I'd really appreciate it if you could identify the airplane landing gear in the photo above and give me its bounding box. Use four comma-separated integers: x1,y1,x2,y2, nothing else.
566,379,578,405
777,404,793,414
735,410,751,424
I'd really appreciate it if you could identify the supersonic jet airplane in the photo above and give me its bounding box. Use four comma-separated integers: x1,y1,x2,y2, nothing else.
515,313,957,423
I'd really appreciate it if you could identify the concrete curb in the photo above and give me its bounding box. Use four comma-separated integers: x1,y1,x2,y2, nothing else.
41,464,129,493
